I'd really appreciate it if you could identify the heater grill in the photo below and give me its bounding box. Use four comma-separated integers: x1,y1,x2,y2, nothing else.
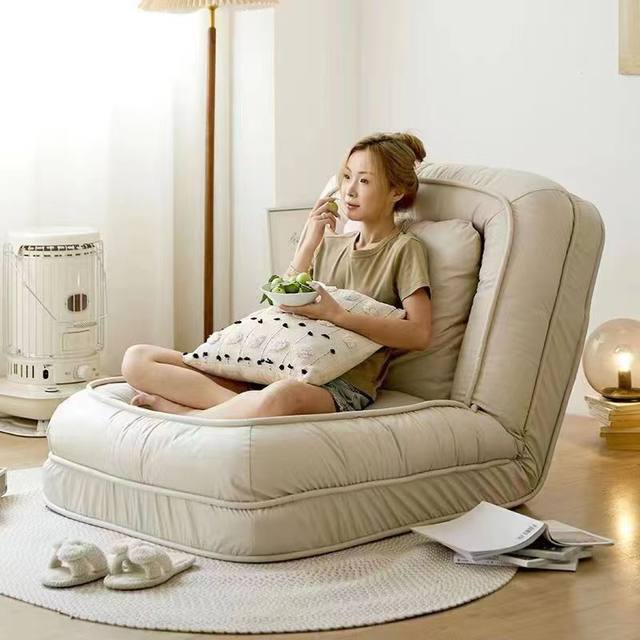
2,228,107,386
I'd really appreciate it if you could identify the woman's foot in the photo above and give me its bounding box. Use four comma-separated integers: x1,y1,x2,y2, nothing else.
130,392,197,415
130,392,157,408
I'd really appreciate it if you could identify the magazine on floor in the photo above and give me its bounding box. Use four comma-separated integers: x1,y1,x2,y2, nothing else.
452,548,594,572
514,537,584,561
410,501,613,561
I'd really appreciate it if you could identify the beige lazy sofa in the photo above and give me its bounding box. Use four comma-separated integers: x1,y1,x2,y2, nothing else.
42,162,605,563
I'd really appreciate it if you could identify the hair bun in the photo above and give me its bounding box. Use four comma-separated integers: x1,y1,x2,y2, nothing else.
393,132,427,163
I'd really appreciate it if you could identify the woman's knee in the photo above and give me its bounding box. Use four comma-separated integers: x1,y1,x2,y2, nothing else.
121,344,157,385
256,379,331,417
256,380,299,416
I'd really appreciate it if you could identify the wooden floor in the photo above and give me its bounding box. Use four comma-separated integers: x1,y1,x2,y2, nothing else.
1,414,637,640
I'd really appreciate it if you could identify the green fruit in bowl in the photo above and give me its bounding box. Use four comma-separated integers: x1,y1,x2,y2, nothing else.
260,272,318,305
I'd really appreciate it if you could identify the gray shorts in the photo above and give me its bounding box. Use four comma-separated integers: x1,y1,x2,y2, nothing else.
249,376,374,413
322,376,374,412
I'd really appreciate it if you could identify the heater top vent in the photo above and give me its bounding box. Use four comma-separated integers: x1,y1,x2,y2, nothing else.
7,227,100,255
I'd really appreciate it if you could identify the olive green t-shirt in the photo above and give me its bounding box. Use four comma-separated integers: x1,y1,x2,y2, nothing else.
309,228,431,401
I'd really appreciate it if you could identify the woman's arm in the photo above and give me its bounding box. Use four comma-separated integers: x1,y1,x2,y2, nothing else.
282,197,339,280
283,242,316,280
335,288,432,351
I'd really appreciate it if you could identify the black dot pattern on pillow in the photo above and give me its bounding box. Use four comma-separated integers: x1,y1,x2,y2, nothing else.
181,289,406,385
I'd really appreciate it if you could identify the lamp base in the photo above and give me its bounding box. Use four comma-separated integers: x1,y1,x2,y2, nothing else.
600,387,640,402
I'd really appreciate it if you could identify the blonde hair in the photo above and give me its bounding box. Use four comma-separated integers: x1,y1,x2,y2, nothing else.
337,131,427,227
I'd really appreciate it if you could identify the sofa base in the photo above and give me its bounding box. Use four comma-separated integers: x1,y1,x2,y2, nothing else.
43,452,531,563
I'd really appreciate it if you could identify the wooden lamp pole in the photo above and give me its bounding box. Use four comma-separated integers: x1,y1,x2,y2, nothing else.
204,5,216,340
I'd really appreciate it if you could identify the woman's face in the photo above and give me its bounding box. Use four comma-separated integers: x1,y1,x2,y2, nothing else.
339,149,402,223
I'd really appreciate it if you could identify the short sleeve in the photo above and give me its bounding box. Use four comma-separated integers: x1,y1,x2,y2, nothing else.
395,238,431,302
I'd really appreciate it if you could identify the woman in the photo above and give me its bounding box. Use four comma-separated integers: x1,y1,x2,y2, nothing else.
121,132,432,418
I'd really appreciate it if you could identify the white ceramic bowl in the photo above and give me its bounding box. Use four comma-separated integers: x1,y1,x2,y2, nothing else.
261,286,319,307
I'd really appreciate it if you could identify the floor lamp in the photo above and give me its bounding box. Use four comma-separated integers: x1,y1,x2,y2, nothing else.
138,0,279,341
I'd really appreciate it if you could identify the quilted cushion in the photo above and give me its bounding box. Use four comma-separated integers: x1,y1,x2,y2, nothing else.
183,286,406,386
383,219,481,399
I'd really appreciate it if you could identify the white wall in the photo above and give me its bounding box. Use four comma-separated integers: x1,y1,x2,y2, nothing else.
246,0,638,415
273,0,362,207
356,0,640,414
3,1,630,413
230,8,276,320
230,0,361,319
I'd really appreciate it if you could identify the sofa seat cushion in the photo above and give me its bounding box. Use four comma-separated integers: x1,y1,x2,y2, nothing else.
46,380,519,505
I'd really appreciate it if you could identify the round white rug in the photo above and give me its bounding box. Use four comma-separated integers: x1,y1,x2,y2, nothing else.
0,468,517,633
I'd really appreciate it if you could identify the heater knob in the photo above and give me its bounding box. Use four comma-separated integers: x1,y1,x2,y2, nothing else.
75,364,94,380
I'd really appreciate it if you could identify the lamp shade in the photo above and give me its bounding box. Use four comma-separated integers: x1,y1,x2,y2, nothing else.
582,318,640,401
139,0,278,10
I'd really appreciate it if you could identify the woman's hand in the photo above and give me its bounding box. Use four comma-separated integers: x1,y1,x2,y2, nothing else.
303,197,339,249
278,284,344,324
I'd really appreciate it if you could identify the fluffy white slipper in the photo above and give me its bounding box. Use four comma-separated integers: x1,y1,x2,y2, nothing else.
104,541,195,591
42,539,109,588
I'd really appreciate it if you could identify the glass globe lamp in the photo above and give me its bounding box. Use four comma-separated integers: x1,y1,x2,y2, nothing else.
582,318,640,401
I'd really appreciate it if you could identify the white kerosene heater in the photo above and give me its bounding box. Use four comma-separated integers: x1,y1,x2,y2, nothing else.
0,226,107,437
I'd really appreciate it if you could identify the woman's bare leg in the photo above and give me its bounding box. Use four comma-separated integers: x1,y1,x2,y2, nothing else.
195,379,336,419
124,377,336,419
121,344,253,410
121,346,337,419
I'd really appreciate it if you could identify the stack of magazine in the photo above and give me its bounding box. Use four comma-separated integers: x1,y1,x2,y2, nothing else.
584,394,640,450
410,502,614,571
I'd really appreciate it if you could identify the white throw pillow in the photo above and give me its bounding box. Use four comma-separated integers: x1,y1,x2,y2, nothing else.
183,286,406,386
